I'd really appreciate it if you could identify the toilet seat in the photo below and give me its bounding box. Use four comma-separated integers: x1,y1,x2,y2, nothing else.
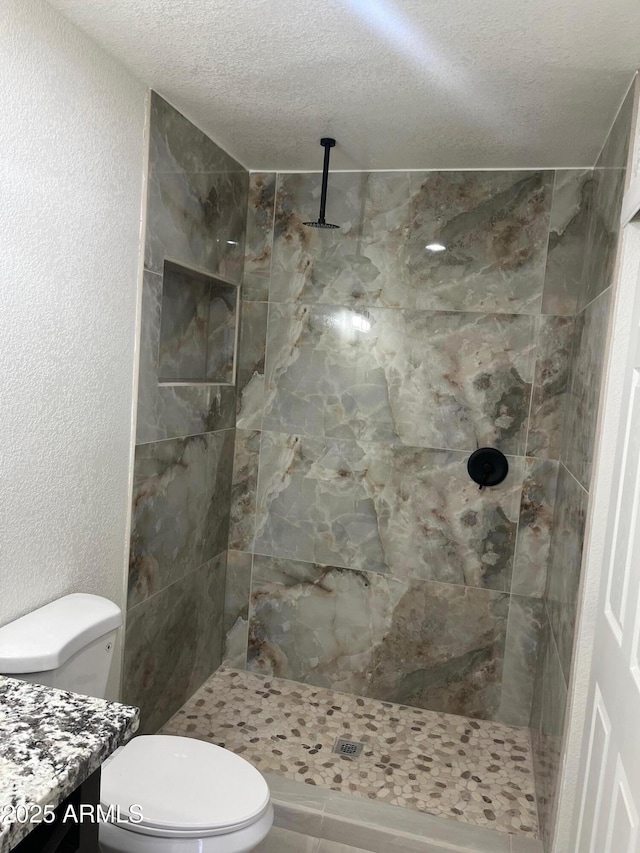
100,735,270,838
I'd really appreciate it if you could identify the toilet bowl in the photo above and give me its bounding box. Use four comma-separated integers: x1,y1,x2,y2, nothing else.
98,735,273,853
0,595,273,853
100,735,273,853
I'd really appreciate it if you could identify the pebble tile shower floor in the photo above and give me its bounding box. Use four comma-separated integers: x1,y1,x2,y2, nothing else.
161,668,539,839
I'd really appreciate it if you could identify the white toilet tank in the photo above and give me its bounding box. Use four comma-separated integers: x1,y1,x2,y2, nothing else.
0,594,122,698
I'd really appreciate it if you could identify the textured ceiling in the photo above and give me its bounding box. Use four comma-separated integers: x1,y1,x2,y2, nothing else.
49,0,640,170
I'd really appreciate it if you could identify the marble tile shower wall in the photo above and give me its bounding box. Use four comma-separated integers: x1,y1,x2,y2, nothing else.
123,93,248,734
531,86,635,847
224,166,592,728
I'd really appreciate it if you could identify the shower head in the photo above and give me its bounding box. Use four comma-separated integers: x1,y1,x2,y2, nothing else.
303,138,340,229
303,220,340,229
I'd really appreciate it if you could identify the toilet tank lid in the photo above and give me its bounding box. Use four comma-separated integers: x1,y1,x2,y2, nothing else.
0,594,122,673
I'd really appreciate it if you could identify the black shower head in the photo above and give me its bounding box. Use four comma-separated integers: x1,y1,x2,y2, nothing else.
303,220,340,229
304,138,340,229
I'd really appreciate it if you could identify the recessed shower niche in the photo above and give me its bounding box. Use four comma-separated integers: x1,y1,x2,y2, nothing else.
158,260,239,385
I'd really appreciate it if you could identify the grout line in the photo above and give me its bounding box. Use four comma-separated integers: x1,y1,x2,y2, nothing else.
249,430,266,555
249,546,518,598
251,424,530,459
544,599,569,694
556,286,582,472
525,725,543,852
560,459,589,497
242,549,255,670
513,317,541,597
250,166,593,175
591,74,637,168
142,266,163,280
259,303,273,435
261,297,560,319
536,168,557,317
522,310,543,458
135,424,235,447
266,174,277,289
126,547,228,615
576,281,613,319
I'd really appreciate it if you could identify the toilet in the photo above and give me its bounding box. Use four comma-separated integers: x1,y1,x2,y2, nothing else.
0,594,273,853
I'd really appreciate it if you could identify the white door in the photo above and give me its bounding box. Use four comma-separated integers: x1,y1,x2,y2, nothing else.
563,106,640,851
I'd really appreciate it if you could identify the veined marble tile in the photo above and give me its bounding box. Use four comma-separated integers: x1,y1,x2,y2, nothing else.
579,166,626,313
158,264,210,381
243,273,270,304
598,83,635,175
542,170,593,316
498,596,544,727
263,304,535,455
512,458,559,598
128,429,234,609
137,269,164,440
262,302,395,443
402,171,553,314
579,87,633,312
205,282,238,383
145,158,248,285
223,550,252,669
270,171,553,314
254,828,319,853
149,91,241,177
157,263,238,385
145,93,248,283
123,552,226,733
201,430,236,562
254,433,524,591
236,300,268,429
129,433,211,607
367,578,509,720
243,173,276,301
249,557,405,694
248,556,509,720
530,615,567,848
562,288,612,490
511,837,544,852
526,315,573,459
229,428,260,552
137,382,236,445
137,94,246,440
136,270,237,444
545,464,588,683
270,171,368,305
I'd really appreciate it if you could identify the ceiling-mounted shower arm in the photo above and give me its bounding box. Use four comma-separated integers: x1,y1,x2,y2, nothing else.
318,137,335,225
304,138,340,229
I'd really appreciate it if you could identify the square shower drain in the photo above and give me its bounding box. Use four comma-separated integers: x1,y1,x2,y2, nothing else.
333,737,364,759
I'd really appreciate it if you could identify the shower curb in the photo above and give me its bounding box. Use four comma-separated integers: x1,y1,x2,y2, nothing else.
265,773,543,853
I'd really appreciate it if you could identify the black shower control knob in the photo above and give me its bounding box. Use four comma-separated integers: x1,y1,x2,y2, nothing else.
467,448,509,490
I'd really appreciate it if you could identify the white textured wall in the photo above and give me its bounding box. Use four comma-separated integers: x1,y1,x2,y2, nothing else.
0,0,147,692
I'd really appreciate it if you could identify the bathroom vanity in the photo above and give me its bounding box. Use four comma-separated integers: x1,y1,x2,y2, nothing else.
0,676,139,852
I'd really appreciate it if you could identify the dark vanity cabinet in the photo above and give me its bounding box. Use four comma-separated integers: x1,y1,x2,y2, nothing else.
13,770,101,853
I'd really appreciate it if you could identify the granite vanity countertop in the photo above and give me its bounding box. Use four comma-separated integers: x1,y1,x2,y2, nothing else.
0,676,139,852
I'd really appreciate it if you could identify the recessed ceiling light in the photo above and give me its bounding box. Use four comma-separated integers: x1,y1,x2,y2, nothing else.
426,242,446,252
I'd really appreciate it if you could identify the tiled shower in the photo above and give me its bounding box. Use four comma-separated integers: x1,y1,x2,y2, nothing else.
231,167,570,730
122,90,634,847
